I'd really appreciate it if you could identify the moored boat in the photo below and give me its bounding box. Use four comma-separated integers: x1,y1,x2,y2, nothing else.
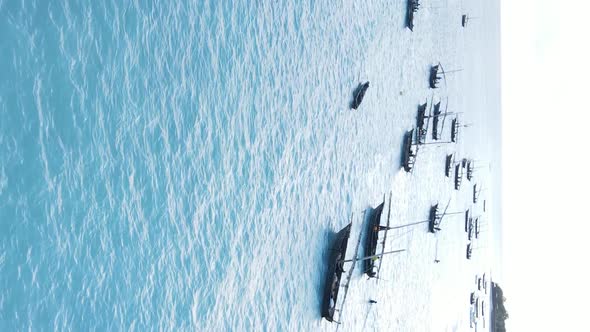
402,129,418,172
406,0,420,31
445,154,454,177
322,222,353,322
364,201,386,278
428,204,440,233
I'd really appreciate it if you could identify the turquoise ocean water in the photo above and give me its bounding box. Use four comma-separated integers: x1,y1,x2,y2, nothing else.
1,1,500,330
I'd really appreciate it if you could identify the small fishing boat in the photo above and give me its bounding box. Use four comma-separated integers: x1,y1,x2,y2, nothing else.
473,184,482,203
406,0,420,31
322,222,353,322
428,204,440,233
454,163,463,190
364,199,386,278
429,64,442,88
350,82,370,109
451,117,459,142
466,243,472,259
466,160,474,180
445,154,454,177
431,102,442,140
416,103,429,144
402,129,419,172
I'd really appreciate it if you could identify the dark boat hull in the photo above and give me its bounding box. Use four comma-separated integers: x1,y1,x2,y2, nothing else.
321,223,352,322
351,82,370,109
416,103,427,129
445,154,453,177
406,0,415,31
429,65,439,88
402,129,417,172
431,102,441,140
454,164,462,190
364,202,385,278
428,204,439,233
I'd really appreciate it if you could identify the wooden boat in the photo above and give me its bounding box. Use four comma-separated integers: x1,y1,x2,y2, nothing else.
351,82,370,109
322,222,353,322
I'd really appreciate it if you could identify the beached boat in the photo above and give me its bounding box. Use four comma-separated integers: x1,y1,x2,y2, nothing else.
350,82,370,109
364,200,386,278
429,64,442,88
473,184,481,203
454,163,463,190
445,154,454,177
431,102,442,140
428,203,440,233
402,129,419,172
416,103,429,144
466,160,474,181
406,0,420,31
451,117,459,142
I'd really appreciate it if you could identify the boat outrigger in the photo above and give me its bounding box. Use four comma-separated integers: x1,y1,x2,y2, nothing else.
406,0,420,31
351,82,370,109
462,14,479,27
